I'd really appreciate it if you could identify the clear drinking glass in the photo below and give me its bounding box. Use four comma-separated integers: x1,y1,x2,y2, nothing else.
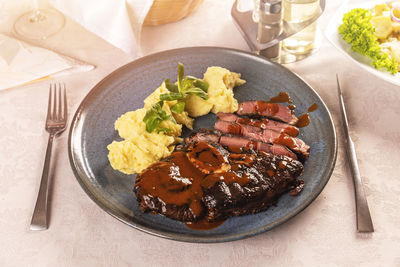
14,0,65,40
282,0,319,54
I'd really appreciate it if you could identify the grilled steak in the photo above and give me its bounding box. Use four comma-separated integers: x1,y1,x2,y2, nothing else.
134,140,304,223
185,128,221,144
237,101,298,125
216,112,299,137
186,129,298,160
214,119,310,160
203,148,304,221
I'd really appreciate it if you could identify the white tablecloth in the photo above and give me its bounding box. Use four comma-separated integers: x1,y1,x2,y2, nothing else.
1,0,399,266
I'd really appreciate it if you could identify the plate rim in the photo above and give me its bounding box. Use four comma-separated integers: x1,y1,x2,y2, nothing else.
68,46,338,243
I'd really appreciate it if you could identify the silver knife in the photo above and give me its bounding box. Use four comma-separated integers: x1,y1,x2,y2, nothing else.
336,74,374,233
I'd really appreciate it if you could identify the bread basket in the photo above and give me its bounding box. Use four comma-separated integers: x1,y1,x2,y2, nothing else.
144,0,204,26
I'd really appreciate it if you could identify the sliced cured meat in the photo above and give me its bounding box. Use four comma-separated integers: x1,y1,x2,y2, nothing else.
216,112,299,137
185,128,220,144
237,101,298,125
186,129,298,160
219,135,298,160
214,120,310,159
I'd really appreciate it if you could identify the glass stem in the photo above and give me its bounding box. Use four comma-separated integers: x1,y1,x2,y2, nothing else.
33,0,39,10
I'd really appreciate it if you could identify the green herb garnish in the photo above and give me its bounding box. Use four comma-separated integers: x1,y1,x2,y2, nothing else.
171,101,185,114
142,101,176,133
143,63,209,133
338,8,397,74
159,63,209,102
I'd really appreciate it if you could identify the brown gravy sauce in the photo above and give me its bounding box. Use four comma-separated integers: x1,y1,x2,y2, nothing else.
135,151,205,217
296,104,318,128
202,172,250,189
256,100,280,115
269,92,292,104
236,116,299,137
269,92,296,110
186,141,229,174
268,92,318,128
237,117,269,129
136,142,255,230
308,103,318,112
282,126,299,137
274,133,296,148
226,122,243,135
296,114,310,128
227,143,255,154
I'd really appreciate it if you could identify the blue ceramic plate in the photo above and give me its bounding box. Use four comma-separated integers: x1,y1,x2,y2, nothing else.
68,47,337,243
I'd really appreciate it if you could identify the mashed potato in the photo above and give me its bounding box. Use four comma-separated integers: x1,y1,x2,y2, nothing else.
185,66,246,117
107,108,179,174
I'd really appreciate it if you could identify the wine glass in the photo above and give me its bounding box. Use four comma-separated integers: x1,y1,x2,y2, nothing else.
13,0,65,40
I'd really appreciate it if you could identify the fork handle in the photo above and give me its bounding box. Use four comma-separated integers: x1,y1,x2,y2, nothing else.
30,133,54,230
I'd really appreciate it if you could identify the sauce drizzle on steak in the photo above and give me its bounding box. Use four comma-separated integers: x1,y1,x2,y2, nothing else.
134,141,304,227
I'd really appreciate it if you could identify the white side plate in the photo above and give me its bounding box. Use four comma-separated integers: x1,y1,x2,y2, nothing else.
325,0,400,85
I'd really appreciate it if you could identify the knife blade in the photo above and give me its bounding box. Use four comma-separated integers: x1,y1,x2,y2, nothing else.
336,74,374,233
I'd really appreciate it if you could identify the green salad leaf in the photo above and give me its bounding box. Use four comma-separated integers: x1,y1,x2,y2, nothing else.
338,8,398,74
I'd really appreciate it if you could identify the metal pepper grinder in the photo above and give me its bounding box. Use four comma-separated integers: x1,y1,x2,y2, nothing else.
257,0,283,59
231,0,325,63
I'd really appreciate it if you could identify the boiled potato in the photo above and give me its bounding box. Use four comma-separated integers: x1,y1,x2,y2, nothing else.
392,22,400,33
374,4,389,16
371,16,393,39
205,67,245,114
185,94,213,117
184,67,246,117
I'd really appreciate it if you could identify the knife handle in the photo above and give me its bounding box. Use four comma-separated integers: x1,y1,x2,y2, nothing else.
346,137,374,232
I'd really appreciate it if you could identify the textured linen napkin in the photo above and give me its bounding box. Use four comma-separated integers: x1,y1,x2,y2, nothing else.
0,33,94,90
51,0,154,58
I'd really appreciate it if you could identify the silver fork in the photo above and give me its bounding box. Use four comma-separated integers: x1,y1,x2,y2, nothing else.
30,83,67,231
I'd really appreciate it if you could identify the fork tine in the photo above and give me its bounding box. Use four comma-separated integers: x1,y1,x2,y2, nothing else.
47,84,53,121
63,84,67,121
58,83,63,120
52,83,57,120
